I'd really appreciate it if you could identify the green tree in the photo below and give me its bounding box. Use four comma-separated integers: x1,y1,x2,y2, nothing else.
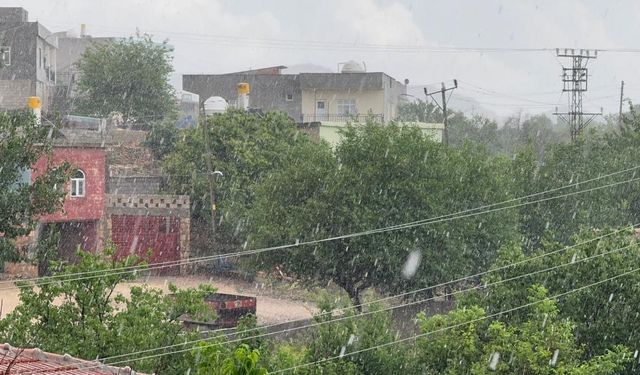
143,117,179,160
75,35,176,127
0,110,70,262
249,121,517,307
417,285,632,374
163,109,310,253
462,228,640,360
397,99,442,123
202,344,267,375
0,248,216,374
513,131,638,249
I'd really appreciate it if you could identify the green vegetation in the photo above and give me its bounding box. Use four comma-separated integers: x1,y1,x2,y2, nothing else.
75,35,176,127
0,110,70,266
249,121,517,307
0,248,216,374
7,97,640,373
0,111,70,239
163,109,311,254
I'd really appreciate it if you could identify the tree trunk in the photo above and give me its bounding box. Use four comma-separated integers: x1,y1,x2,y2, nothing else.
344,285,363,312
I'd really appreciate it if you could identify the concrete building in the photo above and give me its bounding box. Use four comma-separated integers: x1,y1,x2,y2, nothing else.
301,121,445,149
182,62,407,124
182,63,448,145
299,71,405,123
0,7,57,111
183,66,301,122
32,144,107,261
26,117,191,275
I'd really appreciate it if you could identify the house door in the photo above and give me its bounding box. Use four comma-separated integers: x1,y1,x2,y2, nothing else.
316,100,326,121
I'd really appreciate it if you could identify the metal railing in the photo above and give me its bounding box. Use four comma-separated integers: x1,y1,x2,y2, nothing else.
301,113,384,123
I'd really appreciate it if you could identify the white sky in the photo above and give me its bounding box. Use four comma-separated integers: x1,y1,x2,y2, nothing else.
8,0,640,120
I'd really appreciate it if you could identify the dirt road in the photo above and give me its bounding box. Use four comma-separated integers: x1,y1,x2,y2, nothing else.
0,275,317,326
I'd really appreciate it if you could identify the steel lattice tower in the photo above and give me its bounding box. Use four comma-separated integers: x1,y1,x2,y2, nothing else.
553,48,601,141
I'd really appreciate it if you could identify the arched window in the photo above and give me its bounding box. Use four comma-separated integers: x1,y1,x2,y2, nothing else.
70,169,85,197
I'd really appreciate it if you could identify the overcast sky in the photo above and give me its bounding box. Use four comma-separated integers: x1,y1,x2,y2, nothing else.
10,0,640,120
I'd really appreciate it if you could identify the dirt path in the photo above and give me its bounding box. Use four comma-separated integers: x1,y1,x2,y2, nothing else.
0,275,317,326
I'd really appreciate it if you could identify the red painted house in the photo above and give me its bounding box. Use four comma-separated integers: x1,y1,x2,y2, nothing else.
32,144,106,261
25,120,191,274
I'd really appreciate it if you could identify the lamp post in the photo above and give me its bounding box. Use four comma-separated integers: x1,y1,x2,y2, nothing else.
201,96,230,251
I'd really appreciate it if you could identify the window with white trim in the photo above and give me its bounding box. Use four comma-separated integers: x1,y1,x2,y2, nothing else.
336,99,356,115
70,169,85,197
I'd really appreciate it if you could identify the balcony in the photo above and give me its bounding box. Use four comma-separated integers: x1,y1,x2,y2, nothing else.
301,113,384,123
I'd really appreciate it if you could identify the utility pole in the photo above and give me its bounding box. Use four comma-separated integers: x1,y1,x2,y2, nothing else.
619,80,625,126
553,48,601,141
201,104,217,241
424,79,457,145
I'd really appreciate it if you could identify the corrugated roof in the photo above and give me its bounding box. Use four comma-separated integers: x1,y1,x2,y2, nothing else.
0,344,147,374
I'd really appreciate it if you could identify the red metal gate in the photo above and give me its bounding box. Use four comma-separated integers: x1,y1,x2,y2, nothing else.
111,215,181,275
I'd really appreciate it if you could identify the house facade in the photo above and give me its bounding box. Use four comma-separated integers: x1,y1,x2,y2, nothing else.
182,63,407,124
26,118,191,274
183,69,302,122
183,64,445,145
298,72,405,123
31,145,106,262
0,7,57,111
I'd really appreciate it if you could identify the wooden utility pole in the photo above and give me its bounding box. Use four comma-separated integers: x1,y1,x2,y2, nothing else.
424,80,457,145
619,80,625,126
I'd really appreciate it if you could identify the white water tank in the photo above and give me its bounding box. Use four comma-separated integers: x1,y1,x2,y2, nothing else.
340,60,365,73
203,96,228,115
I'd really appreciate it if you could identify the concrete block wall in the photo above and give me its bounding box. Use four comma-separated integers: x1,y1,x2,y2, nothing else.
106,176,165,195
0,80,33,109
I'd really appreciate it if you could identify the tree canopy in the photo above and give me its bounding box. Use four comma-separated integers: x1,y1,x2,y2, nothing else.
0,110,69,241
249,120,518,307
163,109,311,253
0,248,217,374
75,35,176,127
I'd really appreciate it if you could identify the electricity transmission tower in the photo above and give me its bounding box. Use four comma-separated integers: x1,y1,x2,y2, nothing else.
553,48,602,141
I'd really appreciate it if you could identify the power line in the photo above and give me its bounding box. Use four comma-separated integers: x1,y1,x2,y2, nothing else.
271,265,640,373
1,165,638,290
92,239,637,368
457,81,559,105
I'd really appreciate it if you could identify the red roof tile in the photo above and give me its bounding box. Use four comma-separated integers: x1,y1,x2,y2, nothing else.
0,344,148,374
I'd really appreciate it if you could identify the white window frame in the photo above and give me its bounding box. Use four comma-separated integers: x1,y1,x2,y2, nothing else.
0,46,10,67
336,99,356,116
285,93,293,101
70,169,85,197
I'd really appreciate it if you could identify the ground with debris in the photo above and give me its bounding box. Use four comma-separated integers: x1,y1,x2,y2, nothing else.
0,275,317,326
